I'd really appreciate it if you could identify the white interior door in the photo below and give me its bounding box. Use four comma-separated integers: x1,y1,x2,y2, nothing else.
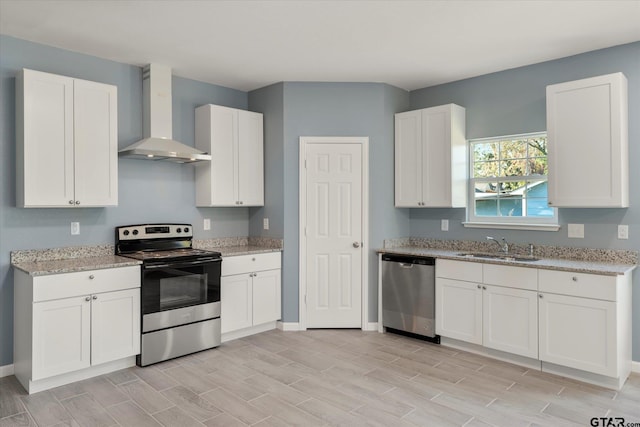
301,138,367,328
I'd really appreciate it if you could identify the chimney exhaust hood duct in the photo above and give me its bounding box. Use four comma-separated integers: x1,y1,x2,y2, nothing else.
119,64,211,163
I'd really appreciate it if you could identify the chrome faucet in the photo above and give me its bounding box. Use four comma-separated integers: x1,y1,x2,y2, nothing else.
487,236,509,254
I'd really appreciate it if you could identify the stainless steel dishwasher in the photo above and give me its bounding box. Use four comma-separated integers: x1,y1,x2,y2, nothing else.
381,253,439,342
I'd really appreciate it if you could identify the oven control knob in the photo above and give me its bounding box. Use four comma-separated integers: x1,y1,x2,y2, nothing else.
132,230,139,236
123,230,130,236
176,228,182,233
184,227,190,233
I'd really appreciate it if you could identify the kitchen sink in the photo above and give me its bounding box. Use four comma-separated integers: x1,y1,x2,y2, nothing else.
456,252,540,262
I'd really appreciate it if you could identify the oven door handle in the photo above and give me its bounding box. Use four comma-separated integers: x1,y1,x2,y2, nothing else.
144,258,221,270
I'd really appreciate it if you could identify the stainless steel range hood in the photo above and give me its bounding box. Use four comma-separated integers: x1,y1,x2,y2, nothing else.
119,64,211,163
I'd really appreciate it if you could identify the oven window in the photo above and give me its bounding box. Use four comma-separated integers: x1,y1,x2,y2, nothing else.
159,273,206,310
142,261,220,314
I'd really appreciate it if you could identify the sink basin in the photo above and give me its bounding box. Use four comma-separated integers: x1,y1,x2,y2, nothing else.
456,252,539,262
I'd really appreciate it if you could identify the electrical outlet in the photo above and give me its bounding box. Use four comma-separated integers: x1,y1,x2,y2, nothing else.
203,218,211,231
71,222,80,235
441,219,449,231
618,224,629,240
263,218,269,230
567,223,584,239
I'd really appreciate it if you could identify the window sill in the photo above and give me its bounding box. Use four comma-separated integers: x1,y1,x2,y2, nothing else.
462,222,561,232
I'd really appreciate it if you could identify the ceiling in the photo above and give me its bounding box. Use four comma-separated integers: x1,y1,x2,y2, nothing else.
1,0,639,92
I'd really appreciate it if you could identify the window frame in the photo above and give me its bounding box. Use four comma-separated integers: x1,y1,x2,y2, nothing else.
464,132,559,231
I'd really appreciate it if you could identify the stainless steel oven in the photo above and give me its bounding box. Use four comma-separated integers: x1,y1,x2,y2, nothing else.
116,224,222,366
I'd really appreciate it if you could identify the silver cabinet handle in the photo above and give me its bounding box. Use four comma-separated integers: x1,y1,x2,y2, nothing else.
89,275,95,280
539,294,543,298
482,286,487,290
92,295,97,300
477,285,481,289
85,296,91,301
353,242,360,248
572,276,578,282
69,200,74,205
252,257,256,261
75,200,80,205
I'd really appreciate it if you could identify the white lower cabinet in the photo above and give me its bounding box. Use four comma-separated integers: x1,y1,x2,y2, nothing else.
539,292,616,377
32,295,91,380
537,268,630,385
435,259,632,389
14,266,140,393
483,285,538,359
221,252,281,339
435,278,482,344
436,260,537,359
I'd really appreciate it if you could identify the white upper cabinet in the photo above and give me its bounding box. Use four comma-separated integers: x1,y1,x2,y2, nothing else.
546,72,628,208
395,104,466,208
195,104,264,207
16,69,118,208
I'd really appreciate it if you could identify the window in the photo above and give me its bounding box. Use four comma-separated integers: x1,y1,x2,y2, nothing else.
466,132,558,230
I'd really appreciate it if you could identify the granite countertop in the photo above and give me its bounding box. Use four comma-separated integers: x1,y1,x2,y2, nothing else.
194,237,283,257
379,241,637,276
217,245,283,257
12,237,284,277
12,255,142,277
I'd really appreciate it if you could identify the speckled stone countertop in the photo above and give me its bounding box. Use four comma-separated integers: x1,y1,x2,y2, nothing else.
379,238,637,276
11,245,141,277
194,237,283,257
11,237,283,276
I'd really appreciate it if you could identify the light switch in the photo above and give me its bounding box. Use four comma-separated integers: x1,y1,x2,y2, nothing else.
568,223,584,239
263,218,269,230
441,219,449,231
203,218,211,231
71,222,80,235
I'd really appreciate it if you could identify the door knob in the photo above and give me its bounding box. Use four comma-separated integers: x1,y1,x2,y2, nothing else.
353,242,360,248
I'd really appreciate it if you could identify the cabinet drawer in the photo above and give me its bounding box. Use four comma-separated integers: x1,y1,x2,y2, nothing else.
538,269,616,301
33,266,140,302
483,264,537,291
222,252,281,276
436,259,482,282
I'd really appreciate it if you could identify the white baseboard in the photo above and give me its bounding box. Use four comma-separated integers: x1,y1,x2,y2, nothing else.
222,322,277,342
632,361,640,374
363,322,378,332
276,321,302,331
0,364,14,378
276,322,378,332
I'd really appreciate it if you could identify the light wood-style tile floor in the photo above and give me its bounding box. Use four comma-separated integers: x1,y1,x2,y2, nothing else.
2,329,639,426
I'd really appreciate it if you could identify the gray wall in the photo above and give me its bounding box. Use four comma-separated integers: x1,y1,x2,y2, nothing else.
0,35,251,366
248,83,285,238
279,82,410,322
409,42,640,360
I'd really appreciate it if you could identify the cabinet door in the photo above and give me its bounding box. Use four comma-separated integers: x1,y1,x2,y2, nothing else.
483,285,538,358
435,278,482,344
221,274,253,333
19,69,75,207
32,296,91,380
547,73,628,207
252,269,281,325
238,110,264,206
73,79,118,207
421,106,451,207
91,289,140,366
210,105,238,206
539,292,617,377
395,110,422,207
